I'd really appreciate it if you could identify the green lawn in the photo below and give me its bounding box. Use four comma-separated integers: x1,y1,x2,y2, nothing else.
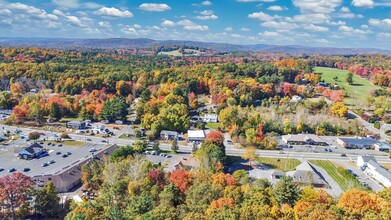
309,160,366,191
314,67,381,107
255,157,301,172
206,122,222,129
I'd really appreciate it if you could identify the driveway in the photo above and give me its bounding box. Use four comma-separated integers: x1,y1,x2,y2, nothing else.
310,163,344,197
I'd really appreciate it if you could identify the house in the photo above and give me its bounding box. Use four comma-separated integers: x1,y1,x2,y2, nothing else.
286,161,327,187
165,156,198,172
160,130,178,140
18,143,45,160
282,134,327,146
115,120,123,125
33,145,119,192
336,137,378,149
188,130,206,142
271,170,285,180
380,124,391,133
67,121,87,129
362,112,375,121
0,109,12,115
290,95,303,102
374,142,391,152
357,156,391,187
203,114,218,123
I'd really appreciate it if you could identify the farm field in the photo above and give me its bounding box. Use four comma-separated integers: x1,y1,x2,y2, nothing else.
314,67,381,107
256,157,301,172
309,160,365,191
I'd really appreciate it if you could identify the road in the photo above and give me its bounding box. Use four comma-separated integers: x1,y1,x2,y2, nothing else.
2,125,391,164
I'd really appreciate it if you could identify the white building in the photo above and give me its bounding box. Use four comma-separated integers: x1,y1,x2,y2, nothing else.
373,142,391,152
336,137,378,149
290,95,303,102
203,114,218,123
357,156,391,187
188,130,206,142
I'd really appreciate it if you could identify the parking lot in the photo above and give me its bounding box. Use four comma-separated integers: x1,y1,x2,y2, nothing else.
0,142,106,177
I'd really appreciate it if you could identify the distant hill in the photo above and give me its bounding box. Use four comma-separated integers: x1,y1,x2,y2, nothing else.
0,37,390,55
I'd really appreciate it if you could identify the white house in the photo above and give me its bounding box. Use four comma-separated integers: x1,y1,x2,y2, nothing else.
188,130,206,142
203,114,218,123
357,156,391,187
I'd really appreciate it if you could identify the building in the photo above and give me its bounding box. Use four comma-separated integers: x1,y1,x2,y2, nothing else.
290,95,303,102
357,156,391,187
67,121,87,129
203,114,218,123
286,161,327,187
18,143,45,160
165,156,198,172
33,145,119,192
374,142,391,152
380,124,391,133
0,109,12,115
336,137,378,149
188,130,206,142
282,134,327,146
160,130,178,140
362,112,375,121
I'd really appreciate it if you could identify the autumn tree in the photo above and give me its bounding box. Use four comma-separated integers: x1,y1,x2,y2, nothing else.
49,102,61,119
171,140,179,153
169,169,193,192
0,173,34,220
338,189,380,218
28,131,40,140
330,102,348,118
34,182,60,218
242,147,256,165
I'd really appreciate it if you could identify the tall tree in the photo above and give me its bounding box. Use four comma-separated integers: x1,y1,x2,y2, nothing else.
49,102,62,119
0,173,34,220
273,176,300,206
34,182,60,218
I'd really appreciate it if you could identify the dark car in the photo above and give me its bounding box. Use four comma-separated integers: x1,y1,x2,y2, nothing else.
66,152,72,155
48,160,55,164
23,168,30,172
87,138,92,141
56,151,62,155
62,154,68,158
40,142,44,144
0,167,4,172
341,154,347,157
47,142,52,145
42,163,48,167
101,140,107,143
58,144,63,147
8,168,16,173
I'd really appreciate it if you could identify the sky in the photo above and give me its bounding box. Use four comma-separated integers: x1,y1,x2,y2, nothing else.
0,0,390,49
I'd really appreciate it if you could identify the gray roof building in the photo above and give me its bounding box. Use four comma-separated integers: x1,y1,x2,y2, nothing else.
286,161,327,187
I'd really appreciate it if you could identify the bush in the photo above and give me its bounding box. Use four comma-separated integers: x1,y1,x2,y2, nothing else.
61,132,70,139
374,121,381,129
28,132,40,140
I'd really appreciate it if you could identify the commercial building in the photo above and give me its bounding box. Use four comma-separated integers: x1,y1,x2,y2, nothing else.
203,114,218,123
33,145,119,192
160,130,178,141
66,120,87,129
374,142,391,152
357,156,391,187
18,143,45,160
286,161,327,187
336,137,378,149
188,130,206,142
282,134,327,146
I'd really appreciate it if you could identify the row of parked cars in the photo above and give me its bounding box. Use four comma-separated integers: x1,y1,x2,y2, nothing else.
144,150,171,158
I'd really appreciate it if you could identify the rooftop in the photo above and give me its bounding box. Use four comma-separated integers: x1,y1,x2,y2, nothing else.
338,137,378,145
188,130,206,138
283,134,326,143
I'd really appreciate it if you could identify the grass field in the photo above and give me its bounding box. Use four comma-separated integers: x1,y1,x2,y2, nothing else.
256,157,301,172
309,160,365,191
314,67,381,106
206,122,222,129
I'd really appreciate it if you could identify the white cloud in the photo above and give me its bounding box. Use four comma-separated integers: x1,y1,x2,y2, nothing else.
183,25,209,31
66,15,84,27
259,31,280,37
121,27,139,36
95,7,133,18
340,7,350,13
377,32,391,39
293,0,342,14
368,18,391,29
8,3,58,21
195,15,218,20
248,11,279,21
304,24,329,32
139,3,171,12
161,20,176,27
314,38,329,44
202,1,212,6
267,5,287,11
200,10,214,16
291,13,330,24
134,24,142,29
51,0,101,9
98,21,111,28
352,0,374,7
339,25,371,35
237,0,276,2
241,27,250,31
261,21,299,30
0,9,12,16
177,19,196,26
225,27,233,32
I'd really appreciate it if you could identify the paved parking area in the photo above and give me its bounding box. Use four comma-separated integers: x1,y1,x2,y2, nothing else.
0,142,105,177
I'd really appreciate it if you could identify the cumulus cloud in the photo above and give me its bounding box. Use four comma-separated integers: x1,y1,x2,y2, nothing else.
352,0,374,7
248,11,279,21
121,27,139,36
202,1,212,6
368,18,391,29
267,5,287,11
237,0,276,2
241,27,250,31
52,0,101,9
259,31,280,37
183,25,209,31
304,24,329,32
161,20,176,27
293,0,342,14
139,3,171,12
98,21,111,28
195,10,218,20
225,27,233,32
95,7,133,18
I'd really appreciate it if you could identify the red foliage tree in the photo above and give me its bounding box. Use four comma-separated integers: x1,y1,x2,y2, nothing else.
169,169,193,192
0,173,34,220
206,131,225,146
148,169,165,189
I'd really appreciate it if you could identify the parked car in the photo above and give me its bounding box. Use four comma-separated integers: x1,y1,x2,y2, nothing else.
66,152,72,155
101,140,107,143
89,148,96,152
227,140,233,145
0,167,4,172
341,154,347,157
42,163,48,167
62,154,68,158
23,168,30,172
56,151,62,155
8,168,16,172
48,160,55,164
58,144,63,147
87,138,92,141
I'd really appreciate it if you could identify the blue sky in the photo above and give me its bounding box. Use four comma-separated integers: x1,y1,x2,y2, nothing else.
0,0,390,49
